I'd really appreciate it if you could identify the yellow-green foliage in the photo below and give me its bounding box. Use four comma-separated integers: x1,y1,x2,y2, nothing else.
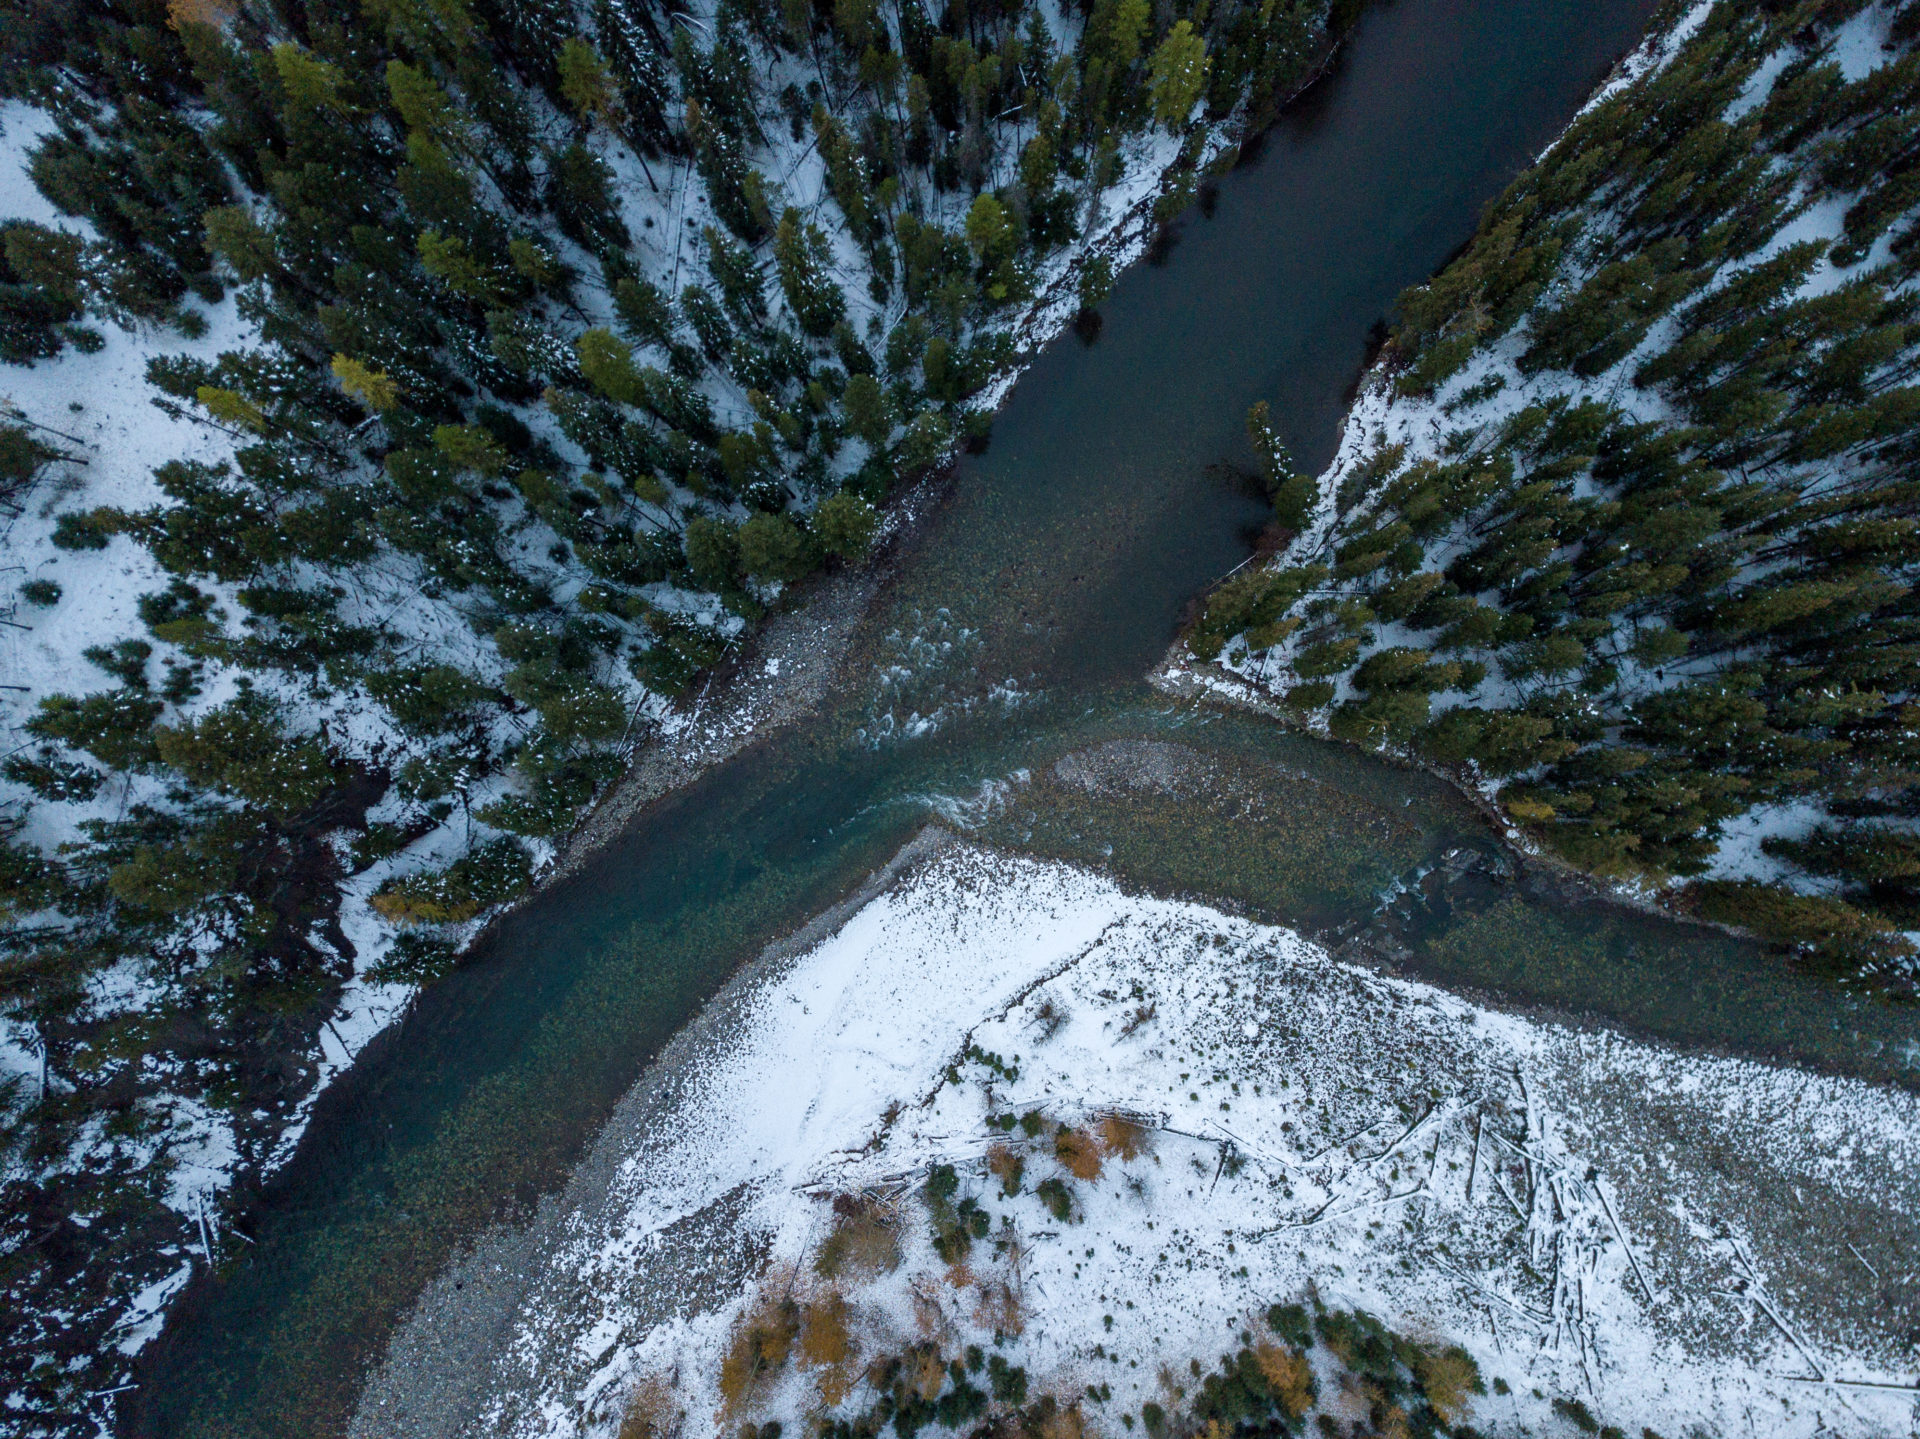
1413,1345,1480,1424
369,837,531,926
195,385,265,432
330,353,399,411
1252,1342,1314,1418
799,1291,857,1404
1096,1113,1150,1162
815,1200,901,1279
718,1289,801,1415
1053,1126,1103,1181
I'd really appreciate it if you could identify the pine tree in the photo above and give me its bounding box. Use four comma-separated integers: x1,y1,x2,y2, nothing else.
1147,22,1208,130
774,208,847,336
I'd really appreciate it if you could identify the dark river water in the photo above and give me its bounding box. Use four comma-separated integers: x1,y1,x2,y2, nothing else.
129,0,1920,1433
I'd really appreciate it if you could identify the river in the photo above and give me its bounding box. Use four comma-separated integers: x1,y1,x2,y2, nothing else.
127,0,1920,1433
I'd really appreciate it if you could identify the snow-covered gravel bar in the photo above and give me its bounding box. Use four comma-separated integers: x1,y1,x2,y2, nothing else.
355,836,1920,1439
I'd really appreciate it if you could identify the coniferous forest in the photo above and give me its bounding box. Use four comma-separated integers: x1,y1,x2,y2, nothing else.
0,0,1354,1424
1196,0,1920,990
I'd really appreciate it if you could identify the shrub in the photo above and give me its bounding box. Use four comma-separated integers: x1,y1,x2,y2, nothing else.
986,1353,1029,1404
1352,646,1434,692
1187,565,1325,662
107,834,238,915
27,690,163,770
815,1198,900,1278
1418,706,1484,764
1265,1302,1312,1349
1689,880,1914,972
685,516,740,590
929,1186,989,1262
1078,254,1114,309
1096,1113,1149,1161
1054,1126,1103,1180
18,578,59,606
1195,1341,1316,1433
3,750,100,801
1424,707,1569,774
1251,1342,1314,1417
0,425,58,499
971,1280,1024,1337
986,1143,1025,1196
1500,632,1586,682
814,490,879,560
366,663,491,735
369,837,533,925
365,930,460,987
1329,690,1428,744
534,679,628,744
1552,1396,1599,1434
50,510,114,550
1034,1176,1074,1221
1413,1344,1482,1423
798,1292,856,1402
906,1342,948,1403
631,613,728,696
155,697,339,818
1037,1403,1088,1439
718,1287,800,1416
738,511,812,582
1314,1307,1405,1379
1294,637,1361,678
1370,571,1445,621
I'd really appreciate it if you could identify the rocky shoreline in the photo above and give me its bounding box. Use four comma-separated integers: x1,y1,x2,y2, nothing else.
351,836,1920,1439
350,826,961,1439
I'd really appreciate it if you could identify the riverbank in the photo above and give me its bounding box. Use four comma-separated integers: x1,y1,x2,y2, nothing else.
1147,647,1739,932
534,104,1259,895
350,836,1920,1439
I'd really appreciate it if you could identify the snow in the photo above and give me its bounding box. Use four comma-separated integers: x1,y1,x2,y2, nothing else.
1703,798,1830,889
1827,4,1896,81
108,1258,193,1357
0,295,249,827
380,841,1920,1439
0,102,62,228
1567,0,1713,129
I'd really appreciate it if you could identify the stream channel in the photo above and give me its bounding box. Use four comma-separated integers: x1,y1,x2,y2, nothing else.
130,0,1920,1433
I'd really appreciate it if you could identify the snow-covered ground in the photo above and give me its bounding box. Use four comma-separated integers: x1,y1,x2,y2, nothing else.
355,838,1920,1439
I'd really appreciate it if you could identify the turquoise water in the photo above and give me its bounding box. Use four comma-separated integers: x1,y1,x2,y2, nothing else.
133,2,1920,1434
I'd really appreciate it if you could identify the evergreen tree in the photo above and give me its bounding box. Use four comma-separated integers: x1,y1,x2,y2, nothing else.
774,208,847,336
1148,22,1209,130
